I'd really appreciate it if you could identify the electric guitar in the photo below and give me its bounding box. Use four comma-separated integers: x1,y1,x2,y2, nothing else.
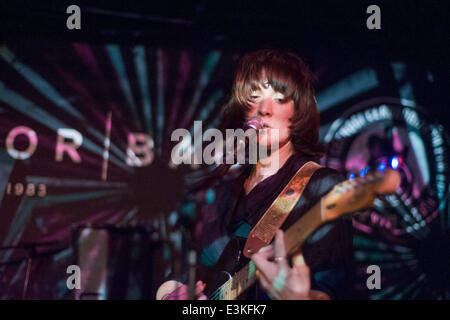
195,169,400,300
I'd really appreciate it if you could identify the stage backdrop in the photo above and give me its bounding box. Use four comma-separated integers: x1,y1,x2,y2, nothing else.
0,39,449,299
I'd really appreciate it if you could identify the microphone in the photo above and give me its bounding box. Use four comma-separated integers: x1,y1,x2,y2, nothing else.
222,117,263,165
244,117,264,131
185,117,264,192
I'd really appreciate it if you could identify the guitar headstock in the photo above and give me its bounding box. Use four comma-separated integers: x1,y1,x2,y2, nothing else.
321,169,400,222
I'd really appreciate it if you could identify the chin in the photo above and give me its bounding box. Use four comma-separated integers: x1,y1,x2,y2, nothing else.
257,142,279,154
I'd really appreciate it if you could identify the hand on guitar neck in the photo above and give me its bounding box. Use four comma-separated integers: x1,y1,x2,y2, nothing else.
251,230,330,300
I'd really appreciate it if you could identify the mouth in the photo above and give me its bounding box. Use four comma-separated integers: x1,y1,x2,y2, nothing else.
262,123,271,129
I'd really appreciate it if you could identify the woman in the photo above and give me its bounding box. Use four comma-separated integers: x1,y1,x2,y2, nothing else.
157,49,353,300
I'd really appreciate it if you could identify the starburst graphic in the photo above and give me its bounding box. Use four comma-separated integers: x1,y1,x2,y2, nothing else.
0,41,228,298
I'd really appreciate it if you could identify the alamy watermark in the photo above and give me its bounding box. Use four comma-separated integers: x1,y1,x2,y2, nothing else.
170,121,280,173
66,5,380,32
366,265,381,290
366,5,381,30
66,5,81,30
66,264,81,290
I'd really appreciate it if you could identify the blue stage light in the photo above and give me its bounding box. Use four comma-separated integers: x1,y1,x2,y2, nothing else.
391,156,399,170
359,170,365,177
359,166,370,177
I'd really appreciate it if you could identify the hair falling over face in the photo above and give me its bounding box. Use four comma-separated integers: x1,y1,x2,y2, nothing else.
221,49,324,159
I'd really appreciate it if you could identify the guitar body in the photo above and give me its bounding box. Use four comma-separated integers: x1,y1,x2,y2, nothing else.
195,237,250,299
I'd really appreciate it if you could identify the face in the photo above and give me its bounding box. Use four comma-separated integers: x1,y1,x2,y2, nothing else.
246,82,295,150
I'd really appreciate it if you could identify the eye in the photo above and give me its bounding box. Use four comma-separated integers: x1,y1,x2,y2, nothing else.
274,96,289,104
273,92,288,104
275,98,288,104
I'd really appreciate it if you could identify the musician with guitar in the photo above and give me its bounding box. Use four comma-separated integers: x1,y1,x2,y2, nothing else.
157,49,399,300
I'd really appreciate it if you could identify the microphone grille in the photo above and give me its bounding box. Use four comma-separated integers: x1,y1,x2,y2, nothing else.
244,117,263,130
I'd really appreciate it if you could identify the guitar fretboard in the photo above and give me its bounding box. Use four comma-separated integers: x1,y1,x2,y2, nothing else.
209,260,257,300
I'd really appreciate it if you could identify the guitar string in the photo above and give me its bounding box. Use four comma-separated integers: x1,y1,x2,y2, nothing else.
208,264,254,300
209,278,231,300
210,274,237,299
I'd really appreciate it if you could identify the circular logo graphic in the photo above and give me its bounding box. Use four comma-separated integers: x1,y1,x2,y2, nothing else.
323,97,450,299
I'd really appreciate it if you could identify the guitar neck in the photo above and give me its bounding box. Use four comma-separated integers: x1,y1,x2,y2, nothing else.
212,201,325,300
284,200,324,255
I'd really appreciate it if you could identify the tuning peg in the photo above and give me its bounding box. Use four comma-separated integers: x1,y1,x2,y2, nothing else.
359,166,370,177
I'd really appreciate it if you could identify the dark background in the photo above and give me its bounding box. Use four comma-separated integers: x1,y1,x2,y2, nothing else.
0,0,449,299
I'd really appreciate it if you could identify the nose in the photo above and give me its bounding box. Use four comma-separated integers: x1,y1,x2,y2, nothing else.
257,98,273,118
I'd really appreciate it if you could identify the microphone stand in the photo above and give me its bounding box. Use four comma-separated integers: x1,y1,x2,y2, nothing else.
183,118,263,299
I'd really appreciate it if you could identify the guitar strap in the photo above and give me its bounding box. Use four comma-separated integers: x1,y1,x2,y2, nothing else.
243,161,323,258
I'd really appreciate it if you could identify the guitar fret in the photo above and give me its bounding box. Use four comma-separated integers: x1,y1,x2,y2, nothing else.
215,261,257,300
